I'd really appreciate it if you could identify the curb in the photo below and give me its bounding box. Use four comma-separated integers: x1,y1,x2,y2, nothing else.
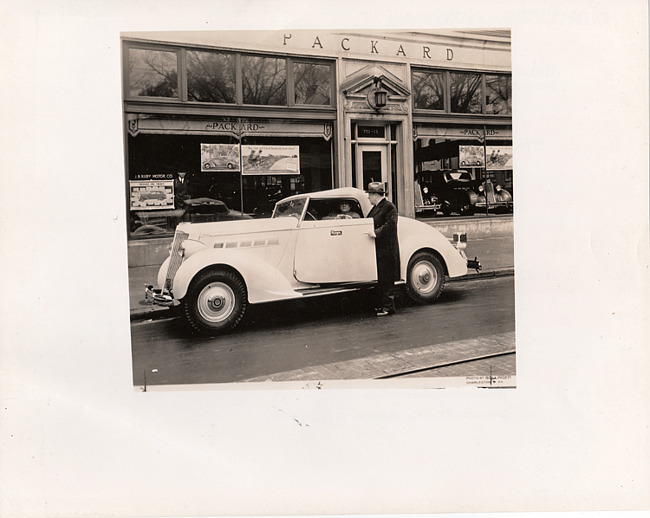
129,267,514,322
449,267,514,282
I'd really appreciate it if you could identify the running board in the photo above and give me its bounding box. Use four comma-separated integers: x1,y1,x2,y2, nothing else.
294,280,405,297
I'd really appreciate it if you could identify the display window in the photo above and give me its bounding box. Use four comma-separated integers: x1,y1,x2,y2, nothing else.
413,125,513,217
127,132,332,238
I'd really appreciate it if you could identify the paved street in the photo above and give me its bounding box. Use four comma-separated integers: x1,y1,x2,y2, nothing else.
131,275,515,388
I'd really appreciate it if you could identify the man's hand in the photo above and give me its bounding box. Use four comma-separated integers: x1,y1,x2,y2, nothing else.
366,230,376,238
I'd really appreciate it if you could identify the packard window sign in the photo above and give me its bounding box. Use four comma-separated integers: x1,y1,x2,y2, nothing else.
241,145,300,175
200,143,241,172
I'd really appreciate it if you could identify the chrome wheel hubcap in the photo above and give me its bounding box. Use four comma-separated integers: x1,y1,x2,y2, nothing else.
197,282,236,323
411,261,438,294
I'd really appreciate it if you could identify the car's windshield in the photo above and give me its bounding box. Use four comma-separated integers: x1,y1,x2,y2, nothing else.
272,198,307,219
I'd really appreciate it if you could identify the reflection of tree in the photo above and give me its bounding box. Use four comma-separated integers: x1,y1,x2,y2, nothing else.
450,73,482,113
130,49,178,97
293,63,330,104
187,51,236,103
242,56,286,105
412,72,444,110
486,75,511,115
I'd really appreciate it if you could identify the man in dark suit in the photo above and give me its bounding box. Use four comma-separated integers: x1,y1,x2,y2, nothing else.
366,182,400,316
174,171,190,208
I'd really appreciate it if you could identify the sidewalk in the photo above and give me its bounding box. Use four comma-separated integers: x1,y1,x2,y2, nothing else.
128,230,514,320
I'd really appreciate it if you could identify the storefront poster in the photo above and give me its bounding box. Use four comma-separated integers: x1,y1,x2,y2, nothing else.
486,146,513,170
129,180,174,210
241,145,300,175
459,145,485,167
459,145,513,170
200,143,241,172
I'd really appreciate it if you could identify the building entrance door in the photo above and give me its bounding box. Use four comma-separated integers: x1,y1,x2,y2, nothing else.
355,143,391,201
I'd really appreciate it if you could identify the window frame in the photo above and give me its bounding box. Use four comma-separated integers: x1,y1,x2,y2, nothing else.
290,59,335,107
124,42,182,102
449,70,484,115
184,47,238,105
484,73,512,116
411,69,447,113
240,53,289,107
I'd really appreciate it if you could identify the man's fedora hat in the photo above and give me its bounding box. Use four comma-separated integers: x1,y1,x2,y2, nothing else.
366,182,385,194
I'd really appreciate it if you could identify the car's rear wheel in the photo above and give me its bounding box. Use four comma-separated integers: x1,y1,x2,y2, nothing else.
405,252,445,304
184,268,248,334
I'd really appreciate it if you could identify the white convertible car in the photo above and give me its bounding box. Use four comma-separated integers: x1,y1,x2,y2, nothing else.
145,187,480,334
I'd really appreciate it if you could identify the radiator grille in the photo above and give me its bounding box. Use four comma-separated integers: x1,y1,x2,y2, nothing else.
164,230,189,291
484,181,497,205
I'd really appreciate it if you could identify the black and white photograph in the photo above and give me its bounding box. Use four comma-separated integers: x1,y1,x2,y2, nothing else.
126,28,516,389
1,1,649,518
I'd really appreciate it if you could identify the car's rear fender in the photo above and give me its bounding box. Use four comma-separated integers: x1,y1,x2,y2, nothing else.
170,248,299,304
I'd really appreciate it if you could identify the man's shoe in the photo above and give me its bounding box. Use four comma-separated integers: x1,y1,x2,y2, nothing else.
376,309,393,317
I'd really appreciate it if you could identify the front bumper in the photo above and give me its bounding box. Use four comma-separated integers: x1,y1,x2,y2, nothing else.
145,285,175,307
467,257,481,272
451,232,481,273
416,202,442,212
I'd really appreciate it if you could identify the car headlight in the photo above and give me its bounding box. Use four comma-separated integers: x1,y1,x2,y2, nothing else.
496,185,502,192
423,187,429,194
478,185,484,192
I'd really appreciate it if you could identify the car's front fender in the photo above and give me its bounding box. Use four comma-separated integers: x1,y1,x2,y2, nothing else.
398,219,468,279
171,248,298,304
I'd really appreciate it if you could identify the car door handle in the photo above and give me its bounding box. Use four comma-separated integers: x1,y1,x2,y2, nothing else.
330,230,342,236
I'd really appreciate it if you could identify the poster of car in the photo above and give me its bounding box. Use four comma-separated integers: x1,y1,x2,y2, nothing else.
200,143,241,172
241,145,300,175
129,180,174,210
459,145,513,170
459,145,485,167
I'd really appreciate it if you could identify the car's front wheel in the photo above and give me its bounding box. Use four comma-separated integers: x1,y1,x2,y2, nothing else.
405,252,445,304
184,268,248,334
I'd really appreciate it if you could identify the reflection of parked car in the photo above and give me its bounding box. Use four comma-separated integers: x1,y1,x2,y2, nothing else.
145,187,480,335
475,179,513,213
203,156,238,170
131,197,251,235
138,191,167,202
417,170,478,216
414,179,442,214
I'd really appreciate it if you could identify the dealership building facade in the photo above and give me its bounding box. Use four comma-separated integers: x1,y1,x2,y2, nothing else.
122,29,512,265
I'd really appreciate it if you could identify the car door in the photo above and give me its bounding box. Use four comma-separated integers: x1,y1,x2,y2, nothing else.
294,217,377,284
